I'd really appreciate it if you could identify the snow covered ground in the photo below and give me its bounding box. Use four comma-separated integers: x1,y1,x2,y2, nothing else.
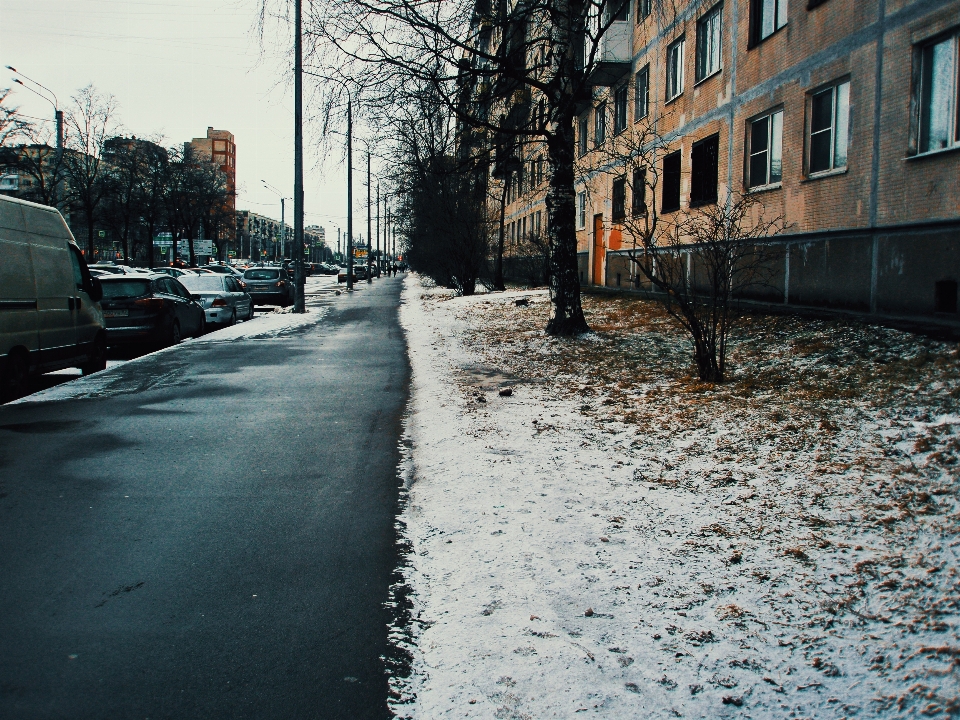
391,275,960,719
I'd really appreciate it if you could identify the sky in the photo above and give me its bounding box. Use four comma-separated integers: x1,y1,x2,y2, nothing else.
0,0,365,251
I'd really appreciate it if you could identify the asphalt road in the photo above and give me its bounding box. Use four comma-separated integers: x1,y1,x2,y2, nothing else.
0,277,410,719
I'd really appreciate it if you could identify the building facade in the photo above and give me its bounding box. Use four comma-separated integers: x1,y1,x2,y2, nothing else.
186,127,237,217
500,0,960,328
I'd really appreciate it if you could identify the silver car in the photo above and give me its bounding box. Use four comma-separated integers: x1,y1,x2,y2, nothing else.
179,273,254,326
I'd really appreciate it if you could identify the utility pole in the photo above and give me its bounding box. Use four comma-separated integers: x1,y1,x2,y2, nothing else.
376,183,380,274
346,98,354,291
366,150,373,283
279,198,285,262
293,0,306,312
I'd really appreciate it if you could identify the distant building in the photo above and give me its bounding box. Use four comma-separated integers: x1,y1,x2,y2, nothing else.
186,127,236,216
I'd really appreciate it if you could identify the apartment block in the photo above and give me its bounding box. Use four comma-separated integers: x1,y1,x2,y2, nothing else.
186,127,237,215
502,0,960,328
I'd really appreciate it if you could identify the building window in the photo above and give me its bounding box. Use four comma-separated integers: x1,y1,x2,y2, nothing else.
535,210,542,235
696,4,722,83
690,134,720,206
578,191,587,229
637,0,651,21
632,167,647,216
635,65,650,121
808,80,850,174
613,85,629,134
666,37,686,102
595,102,607,145
611,0,629,21
661,150,682,213
612,176,627,220
748,109,783,188
750,0,788,46
917,32,959,154
578,115,589,156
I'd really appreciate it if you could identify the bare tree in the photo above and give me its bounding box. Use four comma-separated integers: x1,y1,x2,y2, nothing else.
0,88,32,147
165,149,229,267
291,0,655,335
62,85,118,258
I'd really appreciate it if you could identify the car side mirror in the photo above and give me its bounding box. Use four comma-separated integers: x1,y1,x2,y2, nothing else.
88,276,103,302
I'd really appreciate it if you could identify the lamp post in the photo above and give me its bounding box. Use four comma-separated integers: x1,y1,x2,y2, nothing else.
293,0,306,312
8,66,62,206
261,181,289,262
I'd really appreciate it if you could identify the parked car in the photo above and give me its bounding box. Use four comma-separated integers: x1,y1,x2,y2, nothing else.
179,273,253,326
337,265,359,284
88,263,146,275
98,273,205,347
200,264,245,280
241,267,294,306
153,266,198,278
0,194,106,399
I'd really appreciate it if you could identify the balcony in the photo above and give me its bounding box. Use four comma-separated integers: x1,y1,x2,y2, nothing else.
584,20,632,87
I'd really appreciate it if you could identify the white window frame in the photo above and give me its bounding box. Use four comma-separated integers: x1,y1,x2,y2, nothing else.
635,64,650,121
807,79,850,176
577,191,587,229
695,4,723,84
747,108,783,189
666,37,686,102
753,0,787,45
578,115,589,156
595,102,607,145
916,31,960,155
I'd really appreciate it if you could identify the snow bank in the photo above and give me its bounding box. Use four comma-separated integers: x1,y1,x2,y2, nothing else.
391,275,960,719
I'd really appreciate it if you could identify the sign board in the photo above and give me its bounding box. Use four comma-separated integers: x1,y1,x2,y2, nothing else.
178,239,215,256
154,233,174,248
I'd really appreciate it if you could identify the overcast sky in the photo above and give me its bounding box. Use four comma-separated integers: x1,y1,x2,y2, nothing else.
1,0,362,250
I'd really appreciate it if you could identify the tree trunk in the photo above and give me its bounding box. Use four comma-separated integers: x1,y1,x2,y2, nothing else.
493,179,508,291
544,117,588,336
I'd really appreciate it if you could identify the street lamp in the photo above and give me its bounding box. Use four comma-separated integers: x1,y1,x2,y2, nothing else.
262,180,290,262
8,66,62,206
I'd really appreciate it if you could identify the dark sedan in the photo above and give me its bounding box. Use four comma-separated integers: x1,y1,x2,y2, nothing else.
99,274,206,346
242,267,294,306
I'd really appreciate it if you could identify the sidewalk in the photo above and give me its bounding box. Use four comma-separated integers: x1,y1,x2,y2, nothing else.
391,275,960,719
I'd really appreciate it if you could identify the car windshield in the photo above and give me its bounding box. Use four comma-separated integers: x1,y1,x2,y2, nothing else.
101,279,151,299
180,275,224,291
244,269,280,280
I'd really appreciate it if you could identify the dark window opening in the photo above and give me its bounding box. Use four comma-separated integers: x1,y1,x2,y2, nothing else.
935,280,958,314
595,102,607,145
690,134,720,206
611,0,629,21
616,273,622,286
637,0,651,21
632,167,648,216
661,151,682,213
612,176,627,221
614,85,628,134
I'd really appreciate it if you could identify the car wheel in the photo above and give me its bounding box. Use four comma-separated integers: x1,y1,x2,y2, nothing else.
0,350,28,402
247,304,255,320
197,316,206,337
227,309,237,326
80,335,107,376
168,321,182,347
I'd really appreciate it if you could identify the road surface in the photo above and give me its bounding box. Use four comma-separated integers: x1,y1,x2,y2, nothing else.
0,276,409,719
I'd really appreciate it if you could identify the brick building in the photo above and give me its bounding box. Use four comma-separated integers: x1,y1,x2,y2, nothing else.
186,127,237,216
499,0,960,329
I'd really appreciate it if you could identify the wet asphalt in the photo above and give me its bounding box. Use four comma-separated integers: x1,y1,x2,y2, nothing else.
0,277,409,719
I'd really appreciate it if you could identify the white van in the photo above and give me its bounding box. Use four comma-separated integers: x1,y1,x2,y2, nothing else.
0,194,106,399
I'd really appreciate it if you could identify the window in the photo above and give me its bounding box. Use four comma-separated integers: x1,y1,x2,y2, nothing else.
611,0,629,21
578,115,589,156
614,85,628,134
661,150,682,213
578,191,587,229
637,0,651,21
635,65,650,121
595,102,607,145
632,167,647,216
612,176,627,220
690,134,720,206
696,4,722,83
666,37,686,101
750,0,787,46
535,210,542,235
917,33,959,154
748,109,783,188
808,80,850,174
